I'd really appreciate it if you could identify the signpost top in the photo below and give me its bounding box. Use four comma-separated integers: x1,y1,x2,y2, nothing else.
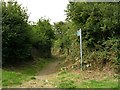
76,29,81,36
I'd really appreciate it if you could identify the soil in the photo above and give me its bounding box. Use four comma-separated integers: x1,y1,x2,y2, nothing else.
15,55,117,88
17,55,64,88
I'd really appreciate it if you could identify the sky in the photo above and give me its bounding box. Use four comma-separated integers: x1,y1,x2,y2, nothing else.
5,0,69,24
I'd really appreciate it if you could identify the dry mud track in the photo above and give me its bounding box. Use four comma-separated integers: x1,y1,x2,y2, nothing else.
17,55,63,88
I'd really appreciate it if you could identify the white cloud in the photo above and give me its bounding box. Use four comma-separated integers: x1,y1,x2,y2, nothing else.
16,0,69,24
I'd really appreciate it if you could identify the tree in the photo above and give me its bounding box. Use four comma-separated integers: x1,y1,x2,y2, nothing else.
64,2,120,69
30,18,54,57
2,1,32,65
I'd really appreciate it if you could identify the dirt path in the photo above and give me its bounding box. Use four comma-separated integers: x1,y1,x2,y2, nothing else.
18,55,64,88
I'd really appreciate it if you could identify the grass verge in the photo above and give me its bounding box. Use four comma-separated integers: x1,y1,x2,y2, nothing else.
78,79,118,88
16,58,51,75
54,70,118,88
2,58,51,87
2,70,29,87
54,71,79,88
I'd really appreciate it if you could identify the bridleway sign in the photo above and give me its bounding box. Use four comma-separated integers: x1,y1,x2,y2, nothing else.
76,29,82,71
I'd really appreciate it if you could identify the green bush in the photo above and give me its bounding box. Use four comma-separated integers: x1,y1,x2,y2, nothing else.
31,18,54,58
2,1,32,65
2,1,55,66
53,2,120,70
